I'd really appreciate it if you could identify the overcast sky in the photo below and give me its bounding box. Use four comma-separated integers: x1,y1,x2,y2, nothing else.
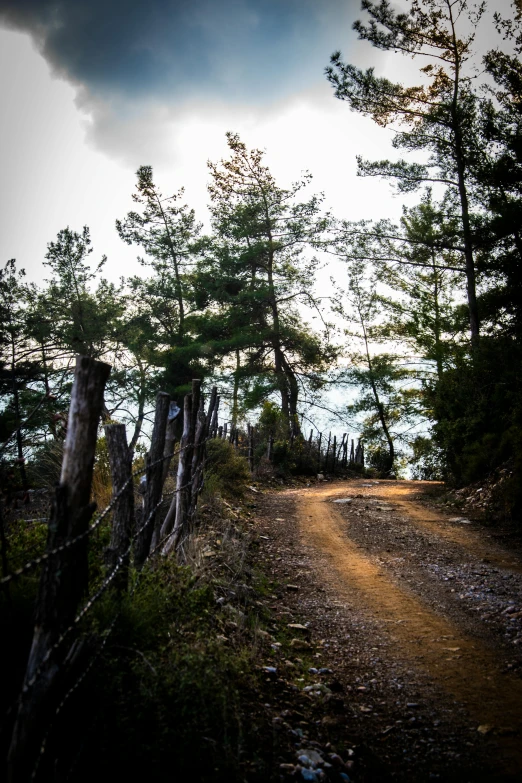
0,0,512,286
0,0,405,285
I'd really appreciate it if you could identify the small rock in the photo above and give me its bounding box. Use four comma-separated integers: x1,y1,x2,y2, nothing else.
280,763,296,772
288,623,309,632
477,724,493,735
309,667,319,674
448,517,471,524
263,666,277,675
333,498,352,504
298,749,324,767
291,638,311,650
317,474,325,481
300,770,320,782
318,667,332,674
286,584,300,592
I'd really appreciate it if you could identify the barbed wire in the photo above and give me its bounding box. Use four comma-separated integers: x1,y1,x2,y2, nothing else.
30,613,119,782
21,479,188,693
10,434,215,780
0,437,208,587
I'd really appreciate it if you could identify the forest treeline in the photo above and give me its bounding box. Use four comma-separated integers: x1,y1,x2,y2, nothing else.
1,0,522,517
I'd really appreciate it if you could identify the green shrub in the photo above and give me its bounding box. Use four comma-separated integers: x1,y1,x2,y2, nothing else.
203,439,250,499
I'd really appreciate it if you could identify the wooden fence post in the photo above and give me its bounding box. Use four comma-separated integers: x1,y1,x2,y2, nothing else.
136,392,170,567
187,386,218,529
210,396,219,437
342,433,348,468
8,356,110,783
307,428,313,452
332,435,337,474
248,424,254,472
160,380,201,553
104,423,134,593
317,432,322,474
323,432,331,472
161,400,180,486
350,439,355,465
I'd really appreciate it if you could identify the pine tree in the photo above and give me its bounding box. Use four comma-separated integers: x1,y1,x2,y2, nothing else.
199,132,333,435
326,0,486,345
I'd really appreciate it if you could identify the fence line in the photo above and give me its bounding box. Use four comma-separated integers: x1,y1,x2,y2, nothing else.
0,439,206,587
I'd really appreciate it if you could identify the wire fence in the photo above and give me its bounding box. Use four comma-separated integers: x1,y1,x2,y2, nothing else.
0,443,191,587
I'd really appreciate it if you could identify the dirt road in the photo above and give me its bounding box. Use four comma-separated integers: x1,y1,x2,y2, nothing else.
255,478,522,781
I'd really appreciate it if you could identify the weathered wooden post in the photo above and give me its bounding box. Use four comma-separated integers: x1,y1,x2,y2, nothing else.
355,439,363,465
223,422,228,440
161,400,180,486
332,435,337,474
8,356,110,783
210,396,219,437
248,424,254,472
104,423,134,593
307,428,313,452
350,439,355,465
267,434,274,461
186,386,218,529
161,380,201,553
218,425,223,439
317,432,322,474
135,392,170,567
323,432,331,472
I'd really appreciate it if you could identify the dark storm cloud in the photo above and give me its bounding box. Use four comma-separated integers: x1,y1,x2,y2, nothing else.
0,0,360,101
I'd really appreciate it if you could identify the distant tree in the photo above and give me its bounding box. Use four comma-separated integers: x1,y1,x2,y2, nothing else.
42,226,123,360
198,132,334,435
0,260,39,489
326,0,487,345
117,166,207,397
336,258,422,476
336,191,466,381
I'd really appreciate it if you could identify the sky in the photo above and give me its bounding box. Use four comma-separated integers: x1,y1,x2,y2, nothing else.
0,0,409,285
0,0,513,285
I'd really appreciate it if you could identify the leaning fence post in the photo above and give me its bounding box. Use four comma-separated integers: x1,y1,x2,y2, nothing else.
104,423,134,593
135,392,170,567
161,400,180,486
8,356,111,783
161,379,201,553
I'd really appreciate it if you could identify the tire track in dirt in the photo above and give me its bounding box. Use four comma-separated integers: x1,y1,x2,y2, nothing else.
367,481,522,573
297,481,522,776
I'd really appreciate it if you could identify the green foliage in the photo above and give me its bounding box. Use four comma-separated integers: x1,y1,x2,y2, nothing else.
203,438,251,499
431,338,522,493
410,436,446,482
198,133,334,432
38,560,255,782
